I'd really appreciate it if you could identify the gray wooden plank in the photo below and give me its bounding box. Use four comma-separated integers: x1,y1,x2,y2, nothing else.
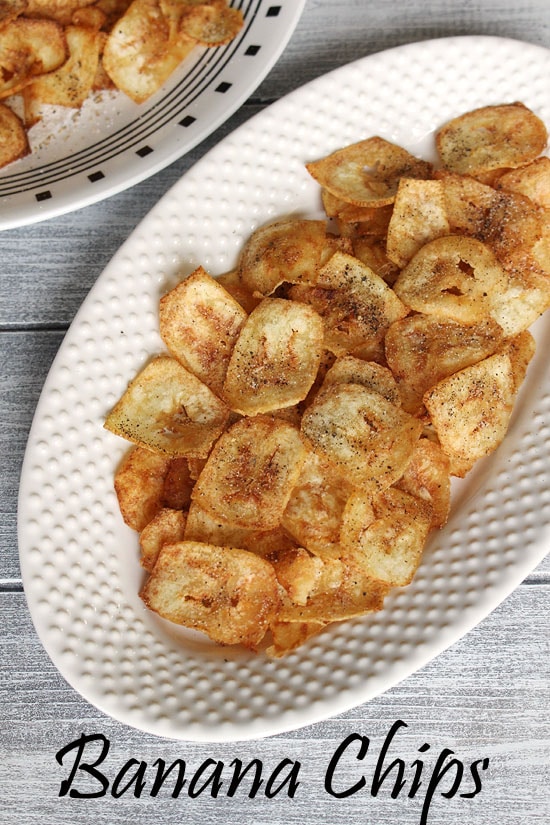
1,585,548,823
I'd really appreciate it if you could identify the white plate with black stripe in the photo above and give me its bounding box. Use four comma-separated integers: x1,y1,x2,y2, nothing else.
0,0,305,230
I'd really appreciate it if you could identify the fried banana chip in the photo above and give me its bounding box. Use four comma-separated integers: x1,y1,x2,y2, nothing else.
385,314,505,414
322,355,402,406
23,24,101,124
281,449,352,558
26,0,96,24
341,487,433,587
291,251,408,356
139,506,187,571
140,540,280,649
0,102,29,168
394,438,451,529
271,547,344,606
436,103,548,177
423,351,517,477
386,178,451,267
104,355,229,458
393,235,508,324
497,156,550,209
0,0,27,27
0,17,67,98
192,415,308,530
306,136,432,207
222,297,324,415
184,500,297,557
266,621,325,658
173,1,243,45
237,219,338,296
114,445,171,531
301,382,423,490
102,0,195,103
159,266,247,397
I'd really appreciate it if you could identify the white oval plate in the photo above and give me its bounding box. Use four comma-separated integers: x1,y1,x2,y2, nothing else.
18,36,550,742
0,0,305,230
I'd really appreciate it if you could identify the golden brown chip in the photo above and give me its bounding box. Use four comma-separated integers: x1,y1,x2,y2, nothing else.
271,547,344,606
237,219,336,296
386,178,451,267
102,0,195,103
384,314,505,414
191,415,308,530
0,101,30,169
0,17,67,98
423,351,517,477
23,24,101,123
291,251,408,356
351,237,400,285
140,540,280,649
139,506,187,571
301,382,423,490
281,449,352,558
393,235,508,324
26,0,96,24
497,156,550,208
306,136,432,207
497,329,536,392
114,445,171,531
341,487,433,587
215,269,262,314
184,500,297,557
159,266,247,397
322,355,402,406
266,621,325,658
162,456,193,510
171,0,243,45
436,103,548,177
222,297,324,415
0,0,27,27
104,355,229,458
394,438,451,529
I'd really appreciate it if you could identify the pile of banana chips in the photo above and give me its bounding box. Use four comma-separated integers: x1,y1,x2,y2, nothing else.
104,102,550,657
0,0,243,168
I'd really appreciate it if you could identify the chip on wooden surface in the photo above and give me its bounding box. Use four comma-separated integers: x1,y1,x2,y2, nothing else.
423,351,517,477
393,235,508,324
159,266,247,397
341,487,433,587
436,103,548,177
306,136,432,207
385,313,505,414
223,297,324,415
114,446,171,531
192,415,308,530
139,507,187,571
140,540,280,649
301,382,423,489
105,356,229,458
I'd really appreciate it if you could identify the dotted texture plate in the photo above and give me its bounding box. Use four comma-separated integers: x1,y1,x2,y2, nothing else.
18,36,550,742
0,0,306,230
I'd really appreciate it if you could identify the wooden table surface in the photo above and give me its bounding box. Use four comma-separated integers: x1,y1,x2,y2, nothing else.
1,1,549,823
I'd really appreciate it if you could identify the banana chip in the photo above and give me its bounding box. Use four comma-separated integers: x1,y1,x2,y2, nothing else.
104,356,229,458
0,102,29,168
436,102,548,177
223,298,324,415
0,17,67,98
141,541,280,649
191,415,308,530
306,136,432,207
139,506,187,571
